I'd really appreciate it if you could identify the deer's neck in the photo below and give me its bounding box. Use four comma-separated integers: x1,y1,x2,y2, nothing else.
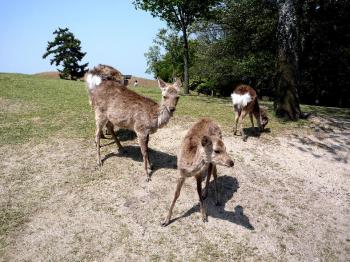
157,104,171,128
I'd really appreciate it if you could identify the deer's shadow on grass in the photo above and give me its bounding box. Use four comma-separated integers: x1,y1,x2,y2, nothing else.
102,145,177,172
238,127,271,141
171,175,254,230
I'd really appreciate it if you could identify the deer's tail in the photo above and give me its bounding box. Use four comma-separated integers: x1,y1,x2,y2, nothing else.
86,72,102,91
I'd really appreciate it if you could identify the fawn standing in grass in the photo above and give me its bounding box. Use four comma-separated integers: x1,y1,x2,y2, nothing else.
86,65,181,181
231,84,268,141
162,118,234,226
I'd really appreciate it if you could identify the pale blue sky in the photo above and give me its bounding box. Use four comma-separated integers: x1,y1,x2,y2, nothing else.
0,0,165,78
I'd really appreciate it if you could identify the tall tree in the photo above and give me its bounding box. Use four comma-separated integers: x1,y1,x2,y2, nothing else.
133,0,219,94
274,0,301,120
43,27,88,80
191,0,278,96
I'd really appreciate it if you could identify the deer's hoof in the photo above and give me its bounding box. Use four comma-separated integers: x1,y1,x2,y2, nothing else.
202,215,208,223
161,219,170,227
146,177,152,182
243,136,248,142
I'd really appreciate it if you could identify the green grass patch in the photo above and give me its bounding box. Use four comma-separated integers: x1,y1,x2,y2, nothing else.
0,73,94,144
1,73,349,145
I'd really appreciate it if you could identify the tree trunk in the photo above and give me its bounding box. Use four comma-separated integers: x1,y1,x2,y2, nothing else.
274,0,301,120
182,25,190,95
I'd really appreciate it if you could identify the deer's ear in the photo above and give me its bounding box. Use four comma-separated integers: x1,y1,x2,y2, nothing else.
173,78,181,92
201,135,212,148
157,78,167,91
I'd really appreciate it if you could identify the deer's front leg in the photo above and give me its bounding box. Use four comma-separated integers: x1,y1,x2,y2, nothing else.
162,176,186,226
196,175,207,223
202,163,213,200
145,134,154,170
212,164,220,206
139,135,151,181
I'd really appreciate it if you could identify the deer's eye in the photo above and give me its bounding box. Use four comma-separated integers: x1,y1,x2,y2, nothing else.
214,150,220,154
163,96,168,99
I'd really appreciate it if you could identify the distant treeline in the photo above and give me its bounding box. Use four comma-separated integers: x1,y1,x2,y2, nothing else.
144,0,350,108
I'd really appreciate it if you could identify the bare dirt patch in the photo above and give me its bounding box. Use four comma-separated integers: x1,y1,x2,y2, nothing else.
1,117,349,261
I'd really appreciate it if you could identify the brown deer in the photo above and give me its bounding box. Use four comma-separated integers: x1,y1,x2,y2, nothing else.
86,65,181,181
231,84,268,141
162,118,234,226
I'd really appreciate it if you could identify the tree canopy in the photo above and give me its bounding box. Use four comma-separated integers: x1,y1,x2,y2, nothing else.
43,27,88,80
133,0,219,94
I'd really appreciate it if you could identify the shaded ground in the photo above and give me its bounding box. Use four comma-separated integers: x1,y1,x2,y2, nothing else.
1,115,349,261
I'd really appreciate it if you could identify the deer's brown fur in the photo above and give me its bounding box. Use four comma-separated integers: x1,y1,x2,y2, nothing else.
86,65,180,181
162,118,234,226
231,84,268,141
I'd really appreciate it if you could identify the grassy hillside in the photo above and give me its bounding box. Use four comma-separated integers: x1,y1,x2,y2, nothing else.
1,73,349,145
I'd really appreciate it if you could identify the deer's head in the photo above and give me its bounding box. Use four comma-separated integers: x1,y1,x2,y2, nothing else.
201,135,234,168
158,78,181,115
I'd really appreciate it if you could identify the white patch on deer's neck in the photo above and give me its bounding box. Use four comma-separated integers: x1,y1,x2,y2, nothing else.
86,74,102,90
157,105,171,128
231,93,252,109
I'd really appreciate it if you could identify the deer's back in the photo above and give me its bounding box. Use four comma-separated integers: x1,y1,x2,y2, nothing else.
231,84,258,111
91,81,159,130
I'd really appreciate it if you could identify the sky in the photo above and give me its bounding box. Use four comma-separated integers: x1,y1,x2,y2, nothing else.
0,0,166,78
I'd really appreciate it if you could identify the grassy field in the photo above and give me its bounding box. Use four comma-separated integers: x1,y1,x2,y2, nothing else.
2,72,348,146
1,73,350,261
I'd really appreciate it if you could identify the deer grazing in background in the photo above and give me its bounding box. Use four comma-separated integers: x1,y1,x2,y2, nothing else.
231,84,268,141
86,64,181,181
162,118,234,226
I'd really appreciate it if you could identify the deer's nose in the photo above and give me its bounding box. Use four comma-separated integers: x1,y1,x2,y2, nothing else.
169,107,176,112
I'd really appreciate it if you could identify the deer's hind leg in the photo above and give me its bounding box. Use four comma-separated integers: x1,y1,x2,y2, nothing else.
233,106,241,135
95,116,108,167
106,121,124,152
239,110,249,141
249,112,254,128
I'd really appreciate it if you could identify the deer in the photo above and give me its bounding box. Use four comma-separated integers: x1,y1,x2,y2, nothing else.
86,64,124,108
162,118,234,226
86,64,181,181
231,84,268,141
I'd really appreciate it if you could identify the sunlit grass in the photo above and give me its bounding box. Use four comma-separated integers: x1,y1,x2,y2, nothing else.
1,73,349,145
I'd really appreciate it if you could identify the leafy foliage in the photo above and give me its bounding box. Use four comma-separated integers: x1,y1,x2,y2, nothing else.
145,29,197,82
191,0,278,96
43,27,88,80
134,0,220,93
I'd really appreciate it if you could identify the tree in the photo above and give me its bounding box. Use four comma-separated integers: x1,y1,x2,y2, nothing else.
191,0,278,96
298,0,350,107
145,29,197,82
43,27,88,80
274,0,301,120
133,0,219,94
